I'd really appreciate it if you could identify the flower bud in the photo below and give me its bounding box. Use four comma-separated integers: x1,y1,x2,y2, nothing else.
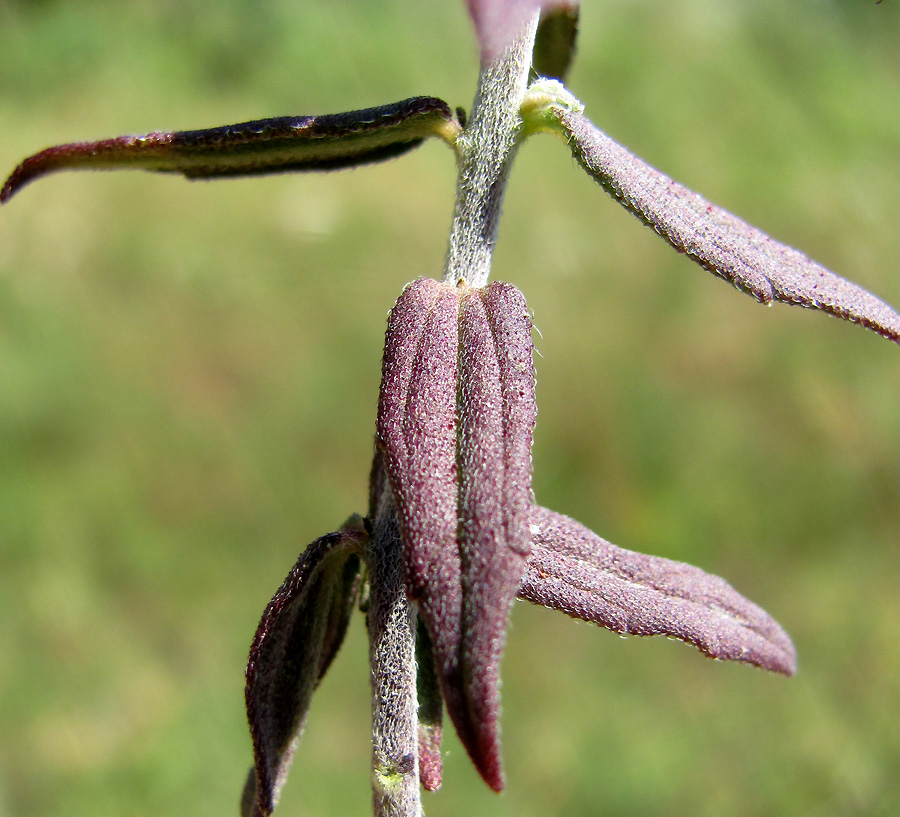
376,277,536,791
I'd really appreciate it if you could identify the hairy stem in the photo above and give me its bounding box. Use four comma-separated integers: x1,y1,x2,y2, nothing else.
444,13,539,288
367,494,421,817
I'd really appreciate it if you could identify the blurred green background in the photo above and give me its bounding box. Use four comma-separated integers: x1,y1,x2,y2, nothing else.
0,1,897,815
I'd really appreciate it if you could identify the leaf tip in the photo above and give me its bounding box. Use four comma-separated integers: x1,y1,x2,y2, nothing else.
2,152,45,203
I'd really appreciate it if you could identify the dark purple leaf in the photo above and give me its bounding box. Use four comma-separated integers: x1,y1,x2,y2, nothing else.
375,277,537,791
519,506,796,675
1,97,460,203
414,618,444,792
242,519,366,817
531,4,579,82
555,109,900,345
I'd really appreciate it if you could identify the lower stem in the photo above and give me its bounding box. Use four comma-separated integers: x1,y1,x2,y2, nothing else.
367,496,421,817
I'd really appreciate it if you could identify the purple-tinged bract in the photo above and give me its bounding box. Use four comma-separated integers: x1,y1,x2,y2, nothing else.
555,109,900,344
376,277,536,791
519,506,797,675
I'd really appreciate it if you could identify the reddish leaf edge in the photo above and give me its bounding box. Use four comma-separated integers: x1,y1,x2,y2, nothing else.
1,97,460,204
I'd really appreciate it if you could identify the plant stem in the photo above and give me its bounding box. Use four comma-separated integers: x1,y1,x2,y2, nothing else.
367,494,421,817
444,13,539,289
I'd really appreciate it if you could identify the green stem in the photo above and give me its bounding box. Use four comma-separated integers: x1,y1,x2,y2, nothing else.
444,14,539,289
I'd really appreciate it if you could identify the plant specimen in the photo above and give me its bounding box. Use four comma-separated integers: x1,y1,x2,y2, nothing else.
3,3,897,817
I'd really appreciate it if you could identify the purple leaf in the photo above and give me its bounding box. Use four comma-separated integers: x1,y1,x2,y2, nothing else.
2,97,459,203
555,109,900,345
519,506,796,675
376,277,537,791
457,281,536,789
466,0,574,63
242,519,366,817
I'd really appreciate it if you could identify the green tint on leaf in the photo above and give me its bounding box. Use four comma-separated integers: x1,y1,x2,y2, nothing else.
1,97,461,203
414,618,444,792
530,4,579,82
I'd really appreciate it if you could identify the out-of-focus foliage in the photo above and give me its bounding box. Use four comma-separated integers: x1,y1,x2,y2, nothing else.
0,1,897,815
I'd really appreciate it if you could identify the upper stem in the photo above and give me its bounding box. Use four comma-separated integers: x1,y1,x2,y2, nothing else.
443,13,539,289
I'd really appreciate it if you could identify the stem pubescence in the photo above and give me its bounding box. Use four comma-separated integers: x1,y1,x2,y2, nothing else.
444,13,540,289
367,493,422,817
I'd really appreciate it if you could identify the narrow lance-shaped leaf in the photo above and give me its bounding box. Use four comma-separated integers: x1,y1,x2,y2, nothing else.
376,277,537,792
519,506,797,675
522,87,900,345
242,518,366,817
1,97,461,203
